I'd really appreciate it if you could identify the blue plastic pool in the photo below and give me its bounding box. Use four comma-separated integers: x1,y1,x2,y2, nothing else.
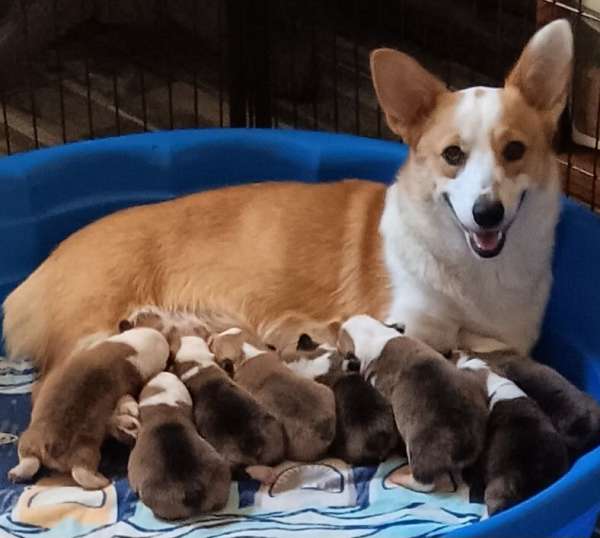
1,129,600,537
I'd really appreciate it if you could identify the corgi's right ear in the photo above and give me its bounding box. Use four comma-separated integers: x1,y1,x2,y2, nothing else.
370,48,447,146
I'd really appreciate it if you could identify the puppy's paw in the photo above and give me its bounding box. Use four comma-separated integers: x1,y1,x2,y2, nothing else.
245,465,277,485
388,466,435,492
109,395,140,444
8,456,40,483
71,466,110,490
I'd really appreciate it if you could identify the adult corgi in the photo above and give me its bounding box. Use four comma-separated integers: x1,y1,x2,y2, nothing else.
3,22,572,386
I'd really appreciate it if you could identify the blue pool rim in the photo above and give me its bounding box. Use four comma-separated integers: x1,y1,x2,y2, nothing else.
1,128,600,537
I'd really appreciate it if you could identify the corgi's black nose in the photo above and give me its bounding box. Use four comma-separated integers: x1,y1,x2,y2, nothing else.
472,197,504,228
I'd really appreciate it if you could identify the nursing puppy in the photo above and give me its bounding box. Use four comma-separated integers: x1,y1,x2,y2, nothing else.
232,341,336,463
472,349,600,460
208,326,269,366
458,356,569,515
286,333,399,464
128,372,231,519
170,330,286,476
339,315,488,490
9,328,169,489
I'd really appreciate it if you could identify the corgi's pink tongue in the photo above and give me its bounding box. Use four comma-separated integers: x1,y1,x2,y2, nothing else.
472,231,501,251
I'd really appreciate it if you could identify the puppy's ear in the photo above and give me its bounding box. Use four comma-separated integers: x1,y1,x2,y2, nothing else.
327,320,342,336
118,319,133,333
166,327,182,361
297,333,319,351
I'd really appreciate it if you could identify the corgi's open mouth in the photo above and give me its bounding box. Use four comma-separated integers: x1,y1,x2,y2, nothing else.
466,230,506,258
442,192,527,259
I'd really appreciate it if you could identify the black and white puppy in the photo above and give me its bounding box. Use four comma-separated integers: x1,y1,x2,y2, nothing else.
286,333,399,465
471,349,600,461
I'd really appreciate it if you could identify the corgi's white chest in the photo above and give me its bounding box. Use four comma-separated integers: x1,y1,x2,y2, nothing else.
380,183,558,354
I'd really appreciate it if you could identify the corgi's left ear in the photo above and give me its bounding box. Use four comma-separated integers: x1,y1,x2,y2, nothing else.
505,19,573,127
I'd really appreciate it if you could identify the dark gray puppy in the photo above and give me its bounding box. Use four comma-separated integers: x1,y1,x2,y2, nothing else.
339,315,488,491
458,356,569,515
474,349,600,460
286,333,400,465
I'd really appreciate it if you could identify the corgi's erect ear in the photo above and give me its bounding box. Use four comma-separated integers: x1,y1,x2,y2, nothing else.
370,48,447,146
505,19,573,127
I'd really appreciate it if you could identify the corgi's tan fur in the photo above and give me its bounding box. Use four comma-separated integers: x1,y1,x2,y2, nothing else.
8,328,169,488
3,23,572,394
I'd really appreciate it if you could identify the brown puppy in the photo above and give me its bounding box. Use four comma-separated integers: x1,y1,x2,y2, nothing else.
457,355,569,515
170,331,286,477
286,333,399,465
472,349,600,461
128,372,231,519
9,328,169,489
232,340,336,464
339,315,488,491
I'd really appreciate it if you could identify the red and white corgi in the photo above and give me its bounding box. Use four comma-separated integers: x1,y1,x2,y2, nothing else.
3,22,572,389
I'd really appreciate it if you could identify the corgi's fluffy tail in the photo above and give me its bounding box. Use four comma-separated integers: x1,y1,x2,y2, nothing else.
3,263,54,368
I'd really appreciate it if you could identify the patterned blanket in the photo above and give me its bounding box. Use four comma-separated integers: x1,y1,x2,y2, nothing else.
0,358,486,538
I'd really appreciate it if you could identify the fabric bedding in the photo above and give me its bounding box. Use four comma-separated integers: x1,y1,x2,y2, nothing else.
0,357,486,538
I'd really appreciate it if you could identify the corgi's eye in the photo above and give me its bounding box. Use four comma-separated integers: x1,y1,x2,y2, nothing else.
442,145,466,166
503,141,526,162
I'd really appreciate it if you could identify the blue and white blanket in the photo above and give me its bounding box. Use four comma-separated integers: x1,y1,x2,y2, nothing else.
0,358,486,538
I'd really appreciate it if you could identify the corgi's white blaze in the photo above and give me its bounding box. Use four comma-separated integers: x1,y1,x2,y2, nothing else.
175,336,215,368
286,352,332,380
108,328,169,381
140,372,193,408
444,87,503,231
342,315,401,373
